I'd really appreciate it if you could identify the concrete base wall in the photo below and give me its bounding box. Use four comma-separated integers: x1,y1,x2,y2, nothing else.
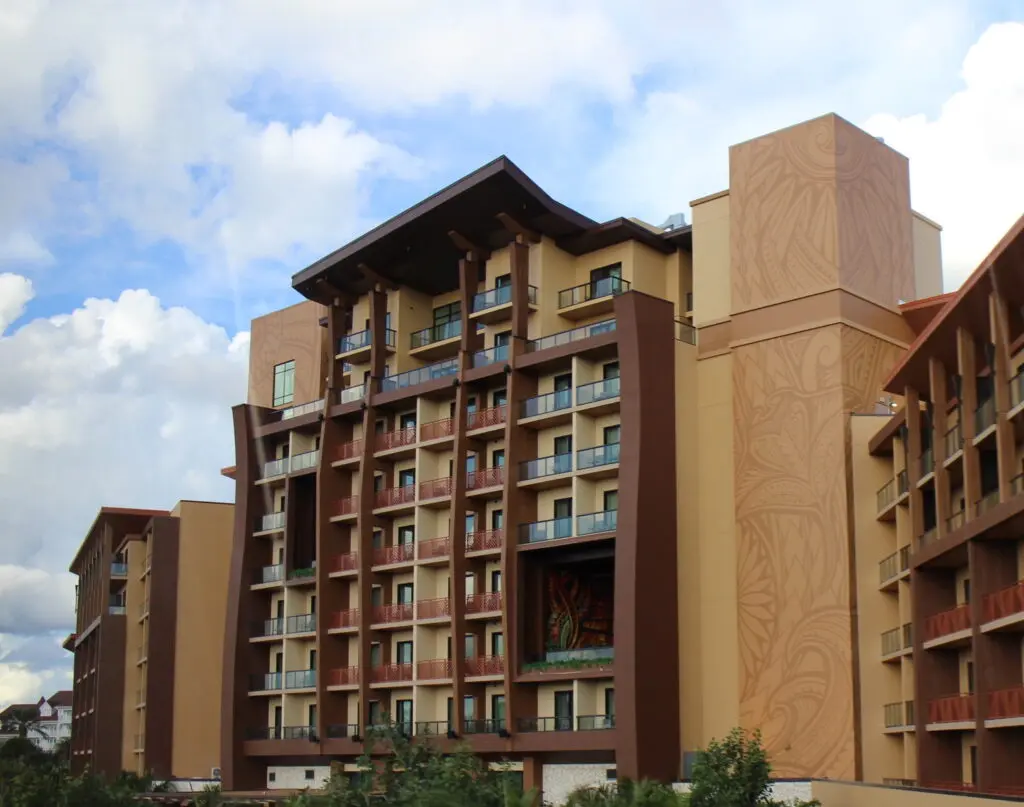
266,765,331,790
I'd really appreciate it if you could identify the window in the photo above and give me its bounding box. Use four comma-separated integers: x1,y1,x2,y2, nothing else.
492,389,507,408
369,700,383,726
491,632,504,657
970,746,978,785
966,661,975,694
603,361,620,380
276,600,285,619
308,704,317,729
371,586,383,607
554,498,573,520
490,570,502,593
277,546,284,564
603,425,620,445
554,373,572,392
309,649,317,670
274,652,283,673
305,770,315,781
309,595,316,614
399,412,417,430
397,526,415,546
605,688,615,720
433,302,461,326
370,643,382,668
492,449,505,468
590,263,622,290
273,360,296,406
554,691,574,731
274,705,283,729
464,695,477,721
374,474,385,493
269,772,277,783
398,468,416,488
396,641,413,665
494,330,511,348
375,419,386,434
395,699,413,732
554,435,573,455
465,572,476,597
491,509,504,530
465,513,477,534
373,529,384,549
495,274,511,288
603,490,619,512
464,633,476,659
397,583,414,604
962,578,972,604
492,694,506,724
467,396,477,414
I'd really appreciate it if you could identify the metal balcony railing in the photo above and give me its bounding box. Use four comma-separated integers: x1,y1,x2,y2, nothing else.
373,543,415,566
577,376,620,406
884,702,909,728
370,663,413,683
256,564,283,585
975,489,1000,517
466,528,503,553
558,276,630,308
918,448,934,478
411,320,461,349
258,511,286,532
284,669,316,689
417,537,450,561
521,389,572,419
375,485,416,509
420,417,454,442
924,604,971,641
881,627,902,656
520,453,572,481
330,609,359,630
250,672,282,692
283,725,316,740
519,517,573,544
982,581,1024,623
467,466,504,490
279,398,325,420
289,450,319,473
577,715,615,730
897,468,909,496
472,343,509,368
466,592,502,614
416,597,451,620
336,439,362,462
578,509,617,536
464,655,505,677
253,617,284,638
902,622,913,649
471,284,537,313
988,686,1024,719
876,479,896,513
286,613,315,634
467,405,507,431
416,659,453,680
379,358,458,393
110,562,128,577
517,716,574,732
339,384,365,405
879,552,899,584
1011,370,1024,410
328,667,360,687
261,458,287,478
326,723,360,739
335,496,359,517
332,552,358,573
578,443,620,470
419,477,452,500
338,329,371,353
463,718,506,734
975,396,996,433
526,319,616,353
245,726,283,741
415,720,454,737
372,603,414,624
378,427,416,451
944,422,963,458
928,694,974,724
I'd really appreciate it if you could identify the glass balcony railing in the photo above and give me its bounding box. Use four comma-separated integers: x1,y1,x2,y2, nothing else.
110,562,128,577
521,389,572,419
526,319,616,353
250,672,282,692
918,448,934,479
558,276,631,309
876,479,896,513
257,564,284,585
411,320,461,348
577,509,617,536
258,511,285,532
897,469,909,496
471,284,538,313
517,717,574,733
975,396,996,434
577,443,620,470
261,458,288,478
577,376,620,406
338,329,370,353
289,450,319,473
284,669,316,689
944,422,963,458
472,343,509,368
338,384,365,405
520,453,572,481
519,517,573,544
286,613,315,634
280,399,325,420
380,359,458,393
1011,370,1024,410
577,715,615,731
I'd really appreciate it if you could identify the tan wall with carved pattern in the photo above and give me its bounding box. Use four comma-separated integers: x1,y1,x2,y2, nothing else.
247,300,327,408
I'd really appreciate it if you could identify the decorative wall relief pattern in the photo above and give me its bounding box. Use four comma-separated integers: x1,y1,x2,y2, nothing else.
247,301,327,408
733,326,856,779
545,567,614,651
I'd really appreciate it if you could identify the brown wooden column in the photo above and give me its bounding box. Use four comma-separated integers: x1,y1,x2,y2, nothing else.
957,327,983,518
929,359,950,538
990,294,1015,499
905,387,924,543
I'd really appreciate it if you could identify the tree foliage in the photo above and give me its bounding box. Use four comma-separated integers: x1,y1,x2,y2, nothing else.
564,778,685,807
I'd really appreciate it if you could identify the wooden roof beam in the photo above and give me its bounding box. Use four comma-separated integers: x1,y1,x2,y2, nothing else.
448,230,491,262
496,211,540,244
357,263,398,292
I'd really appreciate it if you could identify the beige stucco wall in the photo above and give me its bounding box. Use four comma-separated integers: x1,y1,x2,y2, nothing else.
170,500,234,778
810,780,1013,807
912,213,944,300
690,192,730,326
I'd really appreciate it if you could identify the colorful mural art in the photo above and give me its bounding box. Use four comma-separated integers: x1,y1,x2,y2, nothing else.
545,566,614,651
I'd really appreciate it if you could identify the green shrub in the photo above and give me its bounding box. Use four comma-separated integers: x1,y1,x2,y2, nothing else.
565,778,685,807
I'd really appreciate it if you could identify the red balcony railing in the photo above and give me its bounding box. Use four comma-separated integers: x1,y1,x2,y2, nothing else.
328,666,359,687
928,694,975,724
924,604,971,641
419,477,452,500
465,655,505,677
417,597,451,620
372,603,414,624
925,783,976,793
335,496,359,517
417,537,450,561
468,467,505,490
371,663,413,683
335,440,362,462
420,418,453,442
989,686,1024,719
375,485,415,508
468,405,507,431
378,427,416,452
983,581,1024,623
417,659,453,680
330,609,359,630
466,592,502,614
466,528,503,553
372,544,415,566
332,552,358,573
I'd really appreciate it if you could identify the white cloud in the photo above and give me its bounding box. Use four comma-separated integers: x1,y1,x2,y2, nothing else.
864,21,1024,288
0,273,33,333
0,232,53,267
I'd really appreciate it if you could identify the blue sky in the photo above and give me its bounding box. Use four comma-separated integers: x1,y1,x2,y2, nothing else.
0,0,1022,705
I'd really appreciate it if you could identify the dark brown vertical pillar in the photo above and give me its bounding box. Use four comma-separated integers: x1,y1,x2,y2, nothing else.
905,388,924,541
990,294,1015,499
95,617,127,778
220,404,267,791
958,328,982,516
522,756,543,804
930,360,950,537
613,291,680,783
144,517,181,778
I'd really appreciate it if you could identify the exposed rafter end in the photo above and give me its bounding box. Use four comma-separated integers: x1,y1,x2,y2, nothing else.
357,263,398,291
496,211,540,244
448,230,491,263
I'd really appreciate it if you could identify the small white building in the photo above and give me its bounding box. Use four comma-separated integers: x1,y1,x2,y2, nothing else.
0,691,73,752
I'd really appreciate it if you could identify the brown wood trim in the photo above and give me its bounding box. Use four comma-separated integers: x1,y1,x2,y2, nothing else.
868,408,905,456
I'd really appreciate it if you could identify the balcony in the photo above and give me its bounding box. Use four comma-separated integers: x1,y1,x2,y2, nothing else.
465,655,505,677
410,320,462,360
558,277,631,319
417,597,451,620
520,389,572,422
472,343,509,369
578,715,616,731
257,459,285,480
944,422,963,462
255,564,284,586
466,528,503,554
332,496,359,521
379,358,458,394
419,476,453,501
897,468,909,497
289,449,319,474
467,404,507,434
329,609,359,631
372,543,415,567
253,617,284,639
283,725,316,740
881,627,905,660
374,485,416,510
415,720,455,737
417,537,450,563
420,417,454,443
334,439,362,464
284,669,316,690
110,561,128,577
330,552,358,575
982,581,1024,626
327,667,360,688
467,466,505,492
576,376,620,409
947,508,966,533
519,517,573,545
975,489,1000,517
371,603,414,625
326,723,360,738
277,398,325,421
378,427,417,454
578,443,620,476
975,396,996,437
337,328,395,362
578,510,617,536
338,383,365,405
884,701,915,730
466,592,502,615
988,686,1024,721
286,613,315,634
927,694,975,727
879,546,910,590
257,511,286,533
924,604,971,647
463,718,507,734
371,663,413,684
526,319,616,353
249,672,282,692
876,479,897,518
470,284,537,323
517,717,575,732
917,448,934,483
416,659,453,680
520,453,572,484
